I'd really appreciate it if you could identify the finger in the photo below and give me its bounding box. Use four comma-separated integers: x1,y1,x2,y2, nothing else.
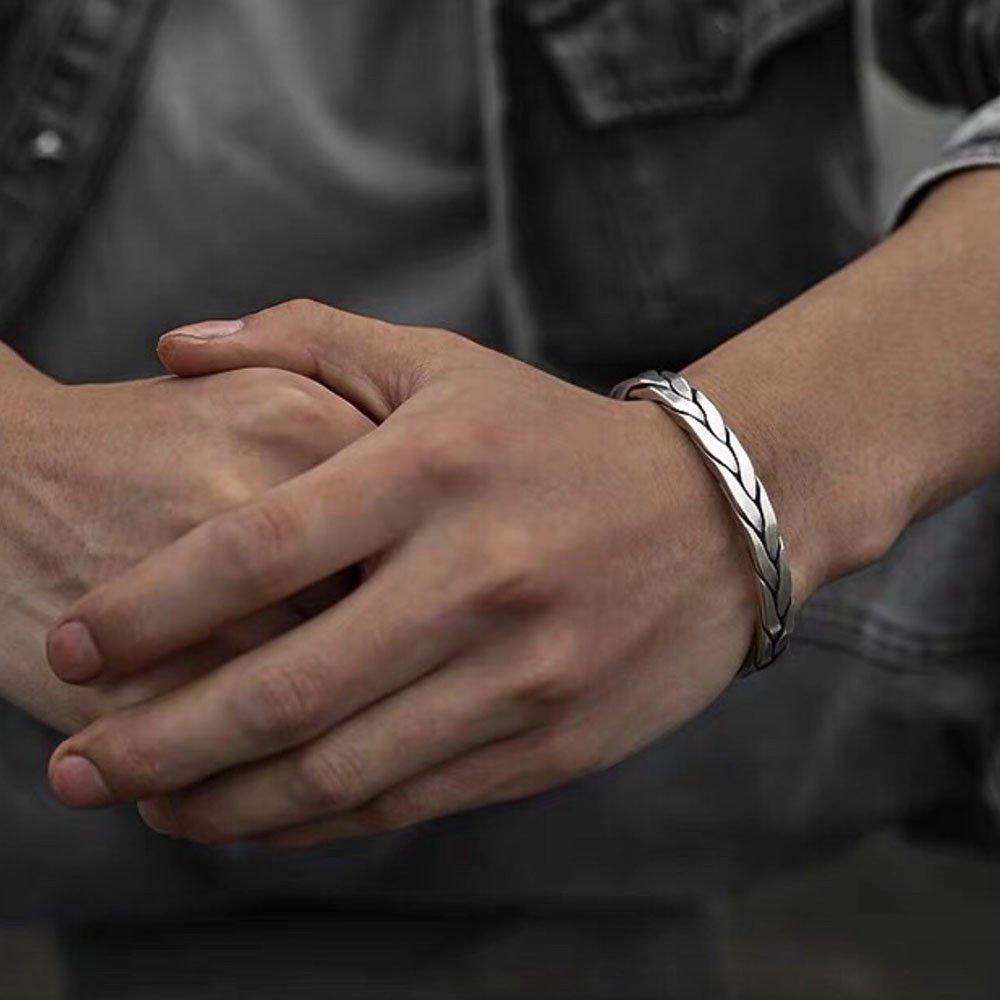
259,731,568,849
47,425,417,684
157,300,449,421
136,649,531,844
48,544,474,807
96,600,304,714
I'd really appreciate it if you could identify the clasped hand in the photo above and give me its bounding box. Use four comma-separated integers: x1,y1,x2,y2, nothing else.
45,300,761,847
0,353,370,736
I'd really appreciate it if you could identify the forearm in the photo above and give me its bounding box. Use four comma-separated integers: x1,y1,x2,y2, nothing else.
0,345,64,720
686,169,1000,601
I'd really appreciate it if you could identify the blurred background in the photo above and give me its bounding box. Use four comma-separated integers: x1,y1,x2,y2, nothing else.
3,7,998,1000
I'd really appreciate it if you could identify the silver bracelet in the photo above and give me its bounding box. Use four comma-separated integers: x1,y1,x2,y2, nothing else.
611,370,794,677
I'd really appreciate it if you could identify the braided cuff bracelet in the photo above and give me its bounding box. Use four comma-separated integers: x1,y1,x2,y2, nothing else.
611,370,794,678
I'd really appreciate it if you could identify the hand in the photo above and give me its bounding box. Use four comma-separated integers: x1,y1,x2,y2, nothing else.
45,300,782,845
0,342,371,735
52,171,1000,842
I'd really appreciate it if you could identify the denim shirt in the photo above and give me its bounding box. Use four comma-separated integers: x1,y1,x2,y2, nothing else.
1,0,1000,927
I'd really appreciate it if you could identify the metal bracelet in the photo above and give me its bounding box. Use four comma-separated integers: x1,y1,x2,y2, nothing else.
611,370,794,677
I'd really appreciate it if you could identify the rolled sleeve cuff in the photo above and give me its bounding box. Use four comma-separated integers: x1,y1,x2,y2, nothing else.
892,97,1000,229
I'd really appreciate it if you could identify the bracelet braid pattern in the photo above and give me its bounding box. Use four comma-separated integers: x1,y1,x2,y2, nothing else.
612,370,794,678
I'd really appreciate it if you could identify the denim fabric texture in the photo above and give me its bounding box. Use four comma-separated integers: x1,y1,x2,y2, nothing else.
1,1,1000,996
0,0,167,333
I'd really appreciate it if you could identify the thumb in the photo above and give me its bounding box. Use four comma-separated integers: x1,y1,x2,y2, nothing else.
157,299,438,420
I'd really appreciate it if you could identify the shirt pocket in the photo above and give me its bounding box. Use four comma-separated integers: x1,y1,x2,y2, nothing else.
508,0,874,381
524,0,847,124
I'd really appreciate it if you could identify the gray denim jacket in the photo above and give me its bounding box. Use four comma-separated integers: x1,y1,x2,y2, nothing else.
1,0,1000,925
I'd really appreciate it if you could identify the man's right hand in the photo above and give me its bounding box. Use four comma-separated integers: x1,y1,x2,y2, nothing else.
0,339,372,734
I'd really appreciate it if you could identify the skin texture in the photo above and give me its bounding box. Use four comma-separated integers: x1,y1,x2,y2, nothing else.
0,345,372,735
45,169,1000,846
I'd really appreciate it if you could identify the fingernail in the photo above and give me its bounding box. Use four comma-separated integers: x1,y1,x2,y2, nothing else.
138,800,175,837
47,620,102,683
161,319,245,342
50,755,114,809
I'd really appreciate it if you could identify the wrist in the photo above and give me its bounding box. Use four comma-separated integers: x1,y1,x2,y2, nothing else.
0,345,57,451
683,172,1000,604
0,350,70,718
682,346,902,605
617,373,793,671
623,394,762,667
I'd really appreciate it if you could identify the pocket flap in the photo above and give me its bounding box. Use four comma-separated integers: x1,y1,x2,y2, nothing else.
522,0,847,126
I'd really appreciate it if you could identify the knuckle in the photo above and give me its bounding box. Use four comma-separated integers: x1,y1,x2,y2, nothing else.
406,419,489,493
510,662,581,718
273,392,340,463
209,502,299,600
264,369,322,406
274,370,328,409
83,719,166,797
167,466,258,534
464,525,553,614
299,389,372,441
235,371,334,460
232,664,325,746
294,745,367,811
200,471,259,519
254,298,332,355
277,297,328,325
354,790,415,835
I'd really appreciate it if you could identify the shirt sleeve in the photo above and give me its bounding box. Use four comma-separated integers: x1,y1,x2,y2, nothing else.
874,0,1000,223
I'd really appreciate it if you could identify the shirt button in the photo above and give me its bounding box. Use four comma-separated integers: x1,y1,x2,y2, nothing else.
29,129,67,163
